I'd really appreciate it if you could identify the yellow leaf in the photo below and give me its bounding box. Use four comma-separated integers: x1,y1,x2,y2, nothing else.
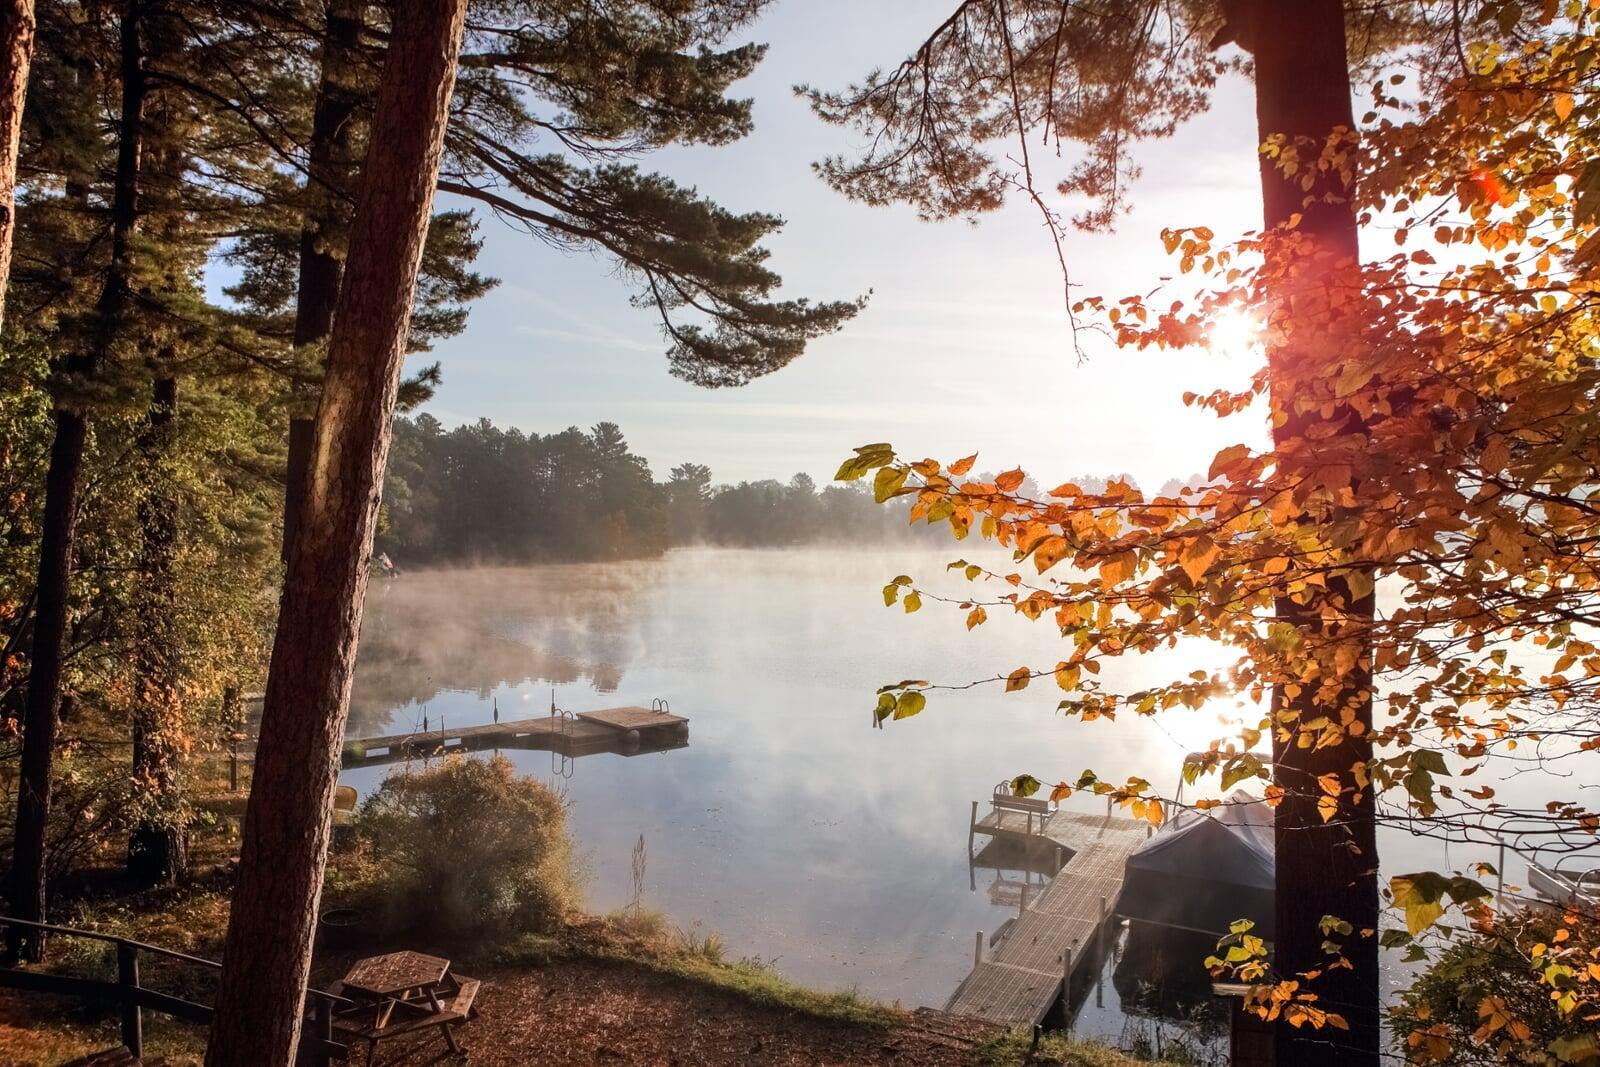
1100,553,1137,585
1005,667,1031,692
1033,535,1068,573
1145,797,1164,826
1318,794,1339,823
1179,536,1220,584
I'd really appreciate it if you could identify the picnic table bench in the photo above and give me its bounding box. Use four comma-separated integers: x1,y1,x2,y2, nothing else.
324,951,480,1064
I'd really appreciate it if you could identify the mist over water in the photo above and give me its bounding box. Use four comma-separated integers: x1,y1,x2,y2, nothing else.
341,546,1573,1031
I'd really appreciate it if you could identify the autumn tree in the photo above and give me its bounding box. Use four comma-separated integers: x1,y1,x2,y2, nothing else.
7,0,154,958
205,1,469,1059
815,1,1597,1064
4,0,301,922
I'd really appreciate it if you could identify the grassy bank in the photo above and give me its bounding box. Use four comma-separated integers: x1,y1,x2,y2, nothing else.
1,887,1178,1067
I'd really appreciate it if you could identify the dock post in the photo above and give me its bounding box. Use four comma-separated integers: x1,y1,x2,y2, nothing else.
1098,895,1108,950
1020,883,1030,914
1061,942,1073,1003
968,800,978,859
974,930,984,967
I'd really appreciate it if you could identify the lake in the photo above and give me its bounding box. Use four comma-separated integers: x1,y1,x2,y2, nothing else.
339,545,1559,1055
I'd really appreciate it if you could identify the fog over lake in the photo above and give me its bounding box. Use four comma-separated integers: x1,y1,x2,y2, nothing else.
342,546,1566,1040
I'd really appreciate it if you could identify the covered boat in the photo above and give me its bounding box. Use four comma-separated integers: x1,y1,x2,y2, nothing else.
1118,789,1275,939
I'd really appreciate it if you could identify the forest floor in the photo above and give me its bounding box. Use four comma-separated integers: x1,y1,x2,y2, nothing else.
0,889,1170,1067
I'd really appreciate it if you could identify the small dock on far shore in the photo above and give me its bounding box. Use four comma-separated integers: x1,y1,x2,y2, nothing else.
946,789,1149,1028
340,706,689,769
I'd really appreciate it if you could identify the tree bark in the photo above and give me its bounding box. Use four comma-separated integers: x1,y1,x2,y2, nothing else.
1242,2,1380,1063
125,2,191,890
284,0,365,564
0,0,36,329
204,2,467,1060
128,373,186,887
7,0,147,961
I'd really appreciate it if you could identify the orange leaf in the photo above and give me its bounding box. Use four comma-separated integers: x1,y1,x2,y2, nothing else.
949,453,977,477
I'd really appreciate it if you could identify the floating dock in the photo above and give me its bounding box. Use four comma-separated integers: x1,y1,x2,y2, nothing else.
340,706,689,769
946,796,1149,1028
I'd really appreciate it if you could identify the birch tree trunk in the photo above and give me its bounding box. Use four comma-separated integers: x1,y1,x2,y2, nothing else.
204,2,468,1059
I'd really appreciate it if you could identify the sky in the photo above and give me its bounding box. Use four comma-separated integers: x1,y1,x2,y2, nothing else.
418,0,1274,489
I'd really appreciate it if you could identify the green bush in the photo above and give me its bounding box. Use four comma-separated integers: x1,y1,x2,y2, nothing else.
1390,908,1600,1066
355,756,577,940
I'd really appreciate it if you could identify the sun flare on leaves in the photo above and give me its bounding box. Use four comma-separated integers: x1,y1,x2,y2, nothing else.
1203,307,1263,359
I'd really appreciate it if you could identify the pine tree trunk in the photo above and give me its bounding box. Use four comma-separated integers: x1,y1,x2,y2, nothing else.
125,3,190,890
128,373,186,887
1244,2,1380,1063
204,2,467,1060
283,0,364,563
0,0,36,329
7,0,147,961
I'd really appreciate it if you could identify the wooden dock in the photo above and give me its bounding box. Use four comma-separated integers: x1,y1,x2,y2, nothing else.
340,706,689,769
946,806,1149,1028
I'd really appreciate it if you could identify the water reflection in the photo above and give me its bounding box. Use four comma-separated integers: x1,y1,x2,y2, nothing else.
344,548,1211,1012
341,547,1559,1033
349,565,654,734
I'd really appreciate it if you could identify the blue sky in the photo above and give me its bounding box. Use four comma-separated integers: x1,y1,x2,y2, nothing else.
419,1,1272,488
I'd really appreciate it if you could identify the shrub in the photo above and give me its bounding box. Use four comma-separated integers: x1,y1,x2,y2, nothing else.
354,756,577,940
1390,907,1600,1066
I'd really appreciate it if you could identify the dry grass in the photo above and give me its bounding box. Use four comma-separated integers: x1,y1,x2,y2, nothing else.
0,990,206,1066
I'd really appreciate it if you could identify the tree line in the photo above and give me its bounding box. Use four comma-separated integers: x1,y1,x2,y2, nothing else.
379,414,940,564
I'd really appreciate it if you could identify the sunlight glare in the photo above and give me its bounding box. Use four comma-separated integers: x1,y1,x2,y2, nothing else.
1204,307,1263,358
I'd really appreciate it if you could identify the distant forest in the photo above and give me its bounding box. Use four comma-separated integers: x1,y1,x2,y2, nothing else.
379,415,927,564
377,415,1204,565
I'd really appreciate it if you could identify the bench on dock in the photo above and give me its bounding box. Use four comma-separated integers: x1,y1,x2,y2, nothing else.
981,783,1055,838
993,793,1051,822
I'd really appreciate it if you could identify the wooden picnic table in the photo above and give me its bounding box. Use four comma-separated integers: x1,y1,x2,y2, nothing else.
332,950,479,1063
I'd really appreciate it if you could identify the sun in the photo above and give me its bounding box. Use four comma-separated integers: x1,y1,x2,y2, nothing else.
1204,308,1263,357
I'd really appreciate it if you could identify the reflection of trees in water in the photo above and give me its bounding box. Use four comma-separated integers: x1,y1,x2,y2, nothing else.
1110,923,1228,1066
348,567,640,734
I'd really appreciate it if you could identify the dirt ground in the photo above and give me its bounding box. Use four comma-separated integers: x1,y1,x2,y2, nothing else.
351,956,997,1067
0,955,1002,1067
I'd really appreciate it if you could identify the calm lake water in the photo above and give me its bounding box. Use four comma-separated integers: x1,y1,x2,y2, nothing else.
339,545,1578,1055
